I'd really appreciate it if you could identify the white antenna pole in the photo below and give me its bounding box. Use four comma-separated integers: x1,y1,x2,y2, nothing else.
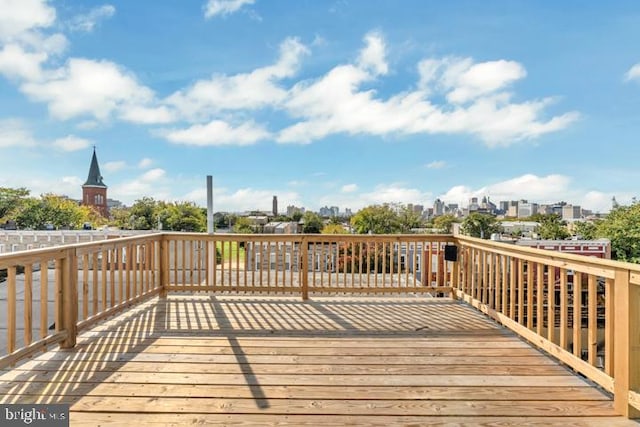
206,175,214,234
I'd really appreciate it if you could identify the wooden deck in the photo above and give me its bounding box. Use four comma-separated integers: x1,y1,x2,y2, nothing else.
0,295,637,426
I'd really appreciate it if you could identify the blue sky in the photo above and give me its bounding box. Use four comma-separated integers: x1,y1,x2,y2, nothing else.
1,0,639,213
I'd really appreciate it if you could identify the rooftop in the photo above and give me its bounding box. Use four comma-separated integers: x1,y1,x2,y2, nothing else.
0,233,638,424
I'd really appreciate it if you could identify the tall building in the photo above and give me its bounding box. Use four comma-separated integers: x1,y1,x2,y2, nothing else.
272,196,278,216
82,148,108,217
562,205,582,220
286,205,305,217
517,201,538,218
433,199,445,216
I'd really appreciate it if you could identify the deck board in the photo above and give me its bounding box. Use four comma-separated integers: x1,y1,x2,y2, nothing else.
0,295,636,426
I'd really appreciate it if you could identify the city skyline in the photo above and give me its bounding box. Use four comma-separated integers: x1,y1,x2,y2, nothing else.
1,1,640,213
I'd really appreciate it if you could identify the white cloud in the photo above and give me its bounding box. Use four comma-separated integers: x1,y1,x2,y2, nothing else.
434,173,632,214
0,0,56,41
216,188,300,212
142,168,165,181
0,175,83,200
21,58,157,121
316,183,429,211
0,44,47,80
419,57,526,104
76,120,100,130
0,118,37,148
426,160,446,169
53,135,91,151
119,105,175,124
204,0,255,19
166,37,309,120
161,119,270,146
111,168,170,201
439,174,573,206
341,184,358,193
103,161,126,172
278,35,577,146
357,31,388,76
138,158,153,169
625,63,640,82
61,175,82,184
69,5,116,32
182,185,300,212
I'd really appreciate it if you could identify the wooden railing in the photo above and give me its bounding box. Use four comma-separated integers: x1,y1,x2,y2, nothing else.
0,231,638,418
0,234,162,369
162,233,458,298
455,235,640,418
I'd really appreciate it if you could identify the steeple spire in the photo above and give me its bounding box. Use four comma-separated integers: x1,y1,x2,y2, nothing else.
83,147,107,188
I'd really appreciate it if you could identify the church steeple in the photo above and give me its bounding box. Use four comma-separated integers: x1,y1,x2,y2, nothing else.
83,147,107,188
81,147,109,217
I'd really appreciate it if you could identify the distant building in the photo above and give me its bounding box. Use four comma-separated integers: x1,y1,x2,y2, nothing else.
272,196,278,216
433,199,445,216
500,221,539,238
286,205,305,217
516,239,611,259
81,148,108,217
517,201,538,218
562,205,582,220
506,201,519,218
318,206,332,217
107,198,123,210
263,221,299,234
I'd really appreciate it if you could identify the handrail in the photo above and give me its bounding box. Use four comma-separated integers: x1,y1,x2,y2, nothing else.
0,233,163,369
160,233,457,296
453,235,640,418
0,231,638,418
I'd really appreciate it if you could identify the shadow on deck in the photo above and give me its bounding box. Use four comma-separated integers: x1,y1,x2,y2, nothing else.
0,295,637,426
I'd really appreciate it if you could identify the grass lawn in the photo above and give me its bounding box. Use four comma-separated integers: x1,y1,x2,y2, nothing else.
216,241,245,262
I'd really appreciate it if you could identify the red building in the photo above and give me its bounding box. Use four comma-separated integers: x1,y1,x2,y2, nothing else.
515,239,611,259
81,148,108,217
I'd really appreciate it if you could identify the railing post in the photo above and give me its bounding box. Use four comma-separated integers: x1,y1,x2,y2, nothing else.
159,235,168,298
613,267,640,418
60,248,78,349
301,237,309,301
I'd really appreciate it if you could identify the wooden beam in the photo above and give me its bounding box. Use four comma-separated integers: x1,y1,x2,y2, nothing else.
60,249,78,349
613,268,640,418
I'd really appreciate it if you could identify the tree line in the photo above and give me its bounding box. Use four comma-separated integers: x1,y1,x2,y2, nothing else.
2,186,639,262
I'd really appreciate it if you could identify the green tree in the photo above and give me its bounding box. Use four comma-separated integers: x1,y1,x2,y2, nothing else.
533,213,570,240
432,214,457,233
14,194,95,229
129,197,159,230
302,211,323,233
398,205,423,232
321,223,348,234
232,217,254,233
573,221,598,240
213,212,229,229
350,204,400,234
109,206,132,229
0,187,30,220
596,203,640,262
461,213,501,239
328,215,343,225
162,202,206,232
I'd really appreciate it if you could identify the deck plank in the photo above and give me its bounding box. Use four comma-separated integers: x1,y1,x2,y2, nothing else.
0,295,633,425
